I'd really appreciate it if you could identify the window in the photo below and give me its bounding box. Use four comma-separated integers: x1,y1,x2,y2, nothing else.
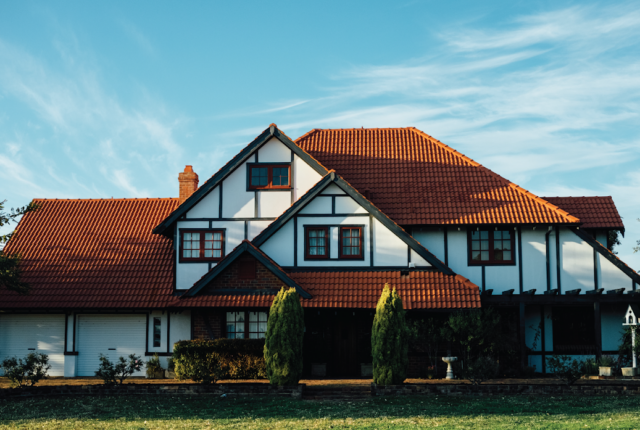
552,307,595,354
248,164,291,190
305,227,329,259
153,317,161,348
180,230,224,262
468,228,515,265
226,311,268,339
339,227,363,258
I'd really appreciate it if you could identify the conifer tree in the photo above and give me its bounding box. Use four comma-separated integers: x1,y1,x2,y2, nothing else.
372,284,408,385
264,287,304,385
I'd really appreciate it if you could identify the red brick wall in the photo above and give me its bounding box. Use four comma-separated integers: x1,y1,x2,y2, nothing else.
202,254,284,293
192,310,224,339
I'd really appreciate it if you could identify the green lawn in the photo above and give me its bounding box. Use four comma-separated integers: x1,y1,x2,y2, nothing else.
1,395,639,429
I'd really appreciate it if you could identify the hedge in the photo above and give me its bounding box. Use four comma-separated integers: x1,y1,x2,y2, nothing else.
173,339,266,383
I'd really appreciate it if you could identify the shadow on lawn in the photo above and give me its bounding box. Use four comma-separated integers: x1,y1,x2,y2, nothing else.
1,395,639,423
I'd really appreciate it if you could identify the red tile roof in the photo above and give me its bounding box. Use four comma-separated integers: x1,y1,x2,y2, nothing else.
0,198,178,309
175,270,481,309
295,128,579,226
542,197,624,230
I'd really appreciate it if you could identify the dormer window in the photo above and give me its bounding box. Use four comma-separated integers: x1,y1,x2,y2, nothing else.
468,228,515,265
248,164,291,190
180,229,224,262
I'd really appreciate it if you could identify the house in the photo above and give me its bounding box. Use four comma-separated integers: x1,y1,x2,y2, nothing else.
1,124,637,377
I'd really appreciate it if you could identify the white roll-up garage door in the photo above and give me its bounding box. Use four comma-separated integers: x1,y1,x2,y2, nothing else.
76,314,146,377
0,314,65,376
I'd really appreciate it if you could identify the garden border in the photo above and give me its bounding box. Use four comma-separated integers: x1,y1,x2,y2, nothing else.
372,382,640,396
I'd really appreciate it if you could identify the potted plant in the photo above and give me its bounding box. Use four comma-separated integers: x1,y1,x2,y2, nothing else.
598,355,615,377
146,354,165,379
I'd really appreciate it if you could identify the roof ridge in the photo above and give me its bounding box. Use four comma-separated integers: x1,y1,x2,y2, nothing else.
408,127,580,224
32,197,179,202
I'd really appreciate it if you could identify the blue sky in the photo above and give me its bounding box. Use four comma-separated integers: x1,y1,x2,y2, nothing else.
1,0,639,268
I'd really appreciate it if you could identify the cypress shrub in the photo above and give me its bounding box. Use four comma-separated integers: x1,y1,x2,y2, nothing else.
372,284,408,385
264,287,304,385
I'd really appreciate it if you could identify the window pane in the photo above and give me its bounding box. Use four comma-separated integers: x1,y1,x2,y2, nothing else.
249,333,257,339
503,241,511,250
494,250,503,260
481,251,489,260
472,251,482,261
503,231,511,239
249,312,258,322
494,231,502,239
471,231,479,239
259,322,267,333
480,241,489,250
317,246,325,255
472,242,480,251
480,231,488,239
249,322,258,333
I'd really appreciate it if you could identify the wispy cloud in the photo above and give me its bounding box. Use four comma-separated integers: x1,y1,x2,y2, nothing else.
119,20,155,56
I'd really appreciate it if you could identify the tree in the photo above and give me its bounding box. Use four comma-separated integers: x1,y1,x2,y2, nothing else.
0,200,38,294
264,287,304,385
372,284,408,385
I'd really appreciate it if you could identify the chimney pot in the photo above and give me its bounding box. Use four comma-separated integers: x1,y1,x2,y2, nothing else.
178,165,199,205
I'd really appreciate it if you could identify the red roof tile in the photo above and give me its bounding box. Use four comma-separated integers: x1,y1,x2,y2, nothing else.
0,198,178,309
295,128,579,226
542,197,624,230
176,270,481,309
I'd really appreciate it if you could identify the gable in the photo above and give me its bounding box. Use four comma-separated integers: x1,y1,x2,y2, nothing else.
199,253,282,295
153,124,327,235
253,173,453,274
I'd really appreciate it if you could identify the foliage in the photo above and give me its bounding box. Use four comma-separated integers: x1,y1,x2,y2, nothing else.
95,354,144,385
146,354,164,378
407,316,446,370
372,284,408,385
173,339,267,382
264,287,305,386
598,355,616,367
167,357,175,371
0,200,39,294
546,355,585,385
583,358,599,375
0,352,50,387
608,230,621,254
444,308,504,365
453,356,499,385
617,326,640,369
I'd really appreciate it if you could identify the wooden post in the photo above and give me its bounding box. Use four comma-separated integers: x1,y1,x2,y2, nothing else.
594,302,602,360
520,302,526,370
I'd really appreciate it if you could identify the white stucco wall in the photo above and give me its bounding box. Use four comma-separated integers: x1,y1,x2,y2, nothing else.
335,196,367,214
300,196,332,214
560,228,596,293
258,137,291,162
412,230,445,263
601,255,633,292
260,221,295,267
521,228,548,293
222,159,255,218
293,154,323,200
186,186,220,219
257,191,290,218
247,220,273,241
322,183,345,195
446,228,482,288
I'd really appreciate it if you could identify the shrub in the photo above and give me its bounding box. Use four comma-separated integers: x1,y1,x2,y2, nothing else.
173,339,267,383
617,326,639,370
444,308,503,365
0,353,50,388
583,358,598,375
454,357,499,385
372,284,408,385
167,357,175,372
95,354,144,385
264,287,305,386
408,316,446,372
146,354,164,378
546,355,584,385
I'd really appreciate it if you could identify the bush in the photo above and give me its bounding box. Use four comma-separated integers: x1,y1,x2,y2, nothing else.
146,354,164,378
95,354,144,385
264,287,305,386
445,308,503,365
173,339,267,383
546,355,584,385
0,353,50,387
583,358,598,375
454,357,499,385
372,284,408,385
617,326,639,370
167,357,175,371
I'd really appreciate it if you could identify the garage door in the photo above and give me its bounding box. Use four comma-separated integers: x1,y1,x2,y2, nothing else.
76,314,146,377
0,314,65,376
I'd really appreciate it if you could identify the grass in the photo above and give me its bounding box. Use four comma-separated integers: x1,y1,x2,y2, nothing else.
1,395,640,429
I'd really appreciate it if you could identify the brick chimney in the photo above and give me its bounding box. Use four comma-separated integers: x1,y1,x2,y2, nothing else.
178,165,199,204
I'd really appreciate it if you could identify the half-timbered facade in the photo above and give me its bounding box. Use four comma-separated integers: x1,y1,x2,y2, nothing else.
1,124,637,377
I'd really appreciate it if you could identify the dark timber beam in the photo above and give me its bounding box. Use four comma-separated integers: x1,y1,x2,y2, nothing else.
520,302,526,370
